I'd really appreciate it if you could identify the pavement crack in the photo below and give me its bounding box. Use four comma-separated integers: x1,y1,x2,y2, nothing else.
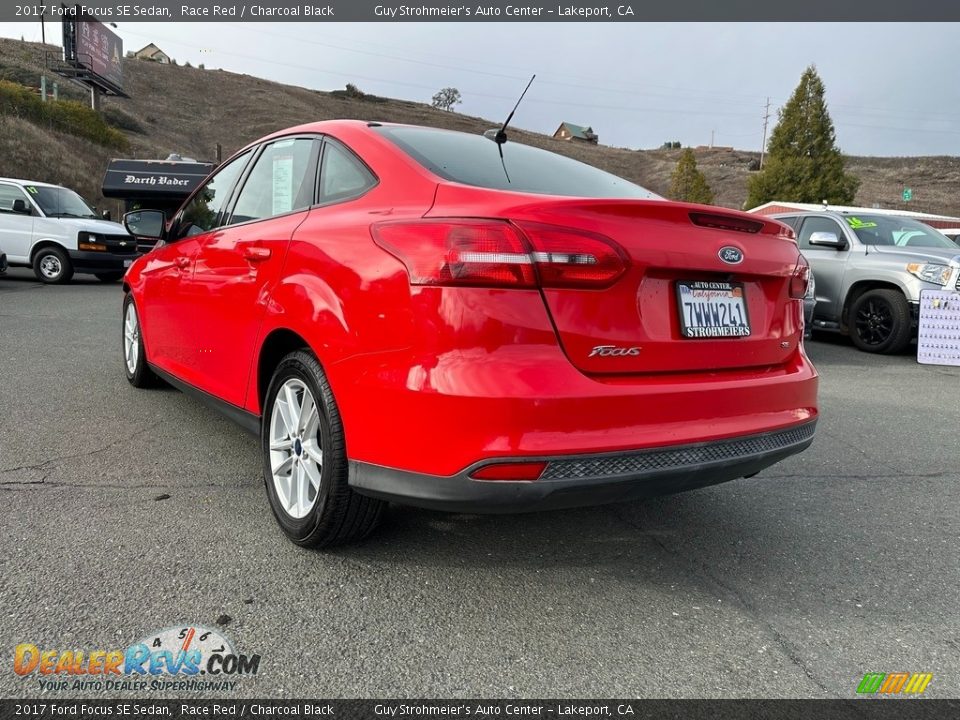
0,421,162,477
612,507,834,697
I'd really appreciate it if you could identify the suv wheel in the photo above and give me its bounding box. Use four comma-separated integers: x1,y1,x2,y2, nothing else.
262,350,384,547
849,289,912,354
33,246,74,284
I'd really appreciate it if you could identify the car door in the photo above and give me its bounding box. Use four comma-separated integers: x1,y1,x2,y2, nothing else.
797,215,849,321
181,136,321,407
137,151,252,381
0,183,36,263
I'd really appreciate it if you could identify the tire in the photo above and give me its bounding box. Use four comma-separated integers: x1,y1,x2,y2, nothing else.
96,272,124,283
849,289,912,354
32,246,73,284
261,350,384,547
122,294,159,388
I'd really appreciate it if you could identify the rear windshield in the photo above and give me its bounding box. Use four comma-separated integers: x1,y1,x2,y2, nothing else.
374,125,660,200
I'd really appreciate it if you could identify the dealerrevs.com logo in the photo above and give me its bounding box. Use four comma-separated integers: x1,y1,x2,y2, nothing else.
13,625,261,692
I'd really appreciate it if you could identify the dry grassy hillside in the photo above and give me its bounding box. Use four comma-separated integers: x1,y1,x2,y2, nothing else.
2,36,958,217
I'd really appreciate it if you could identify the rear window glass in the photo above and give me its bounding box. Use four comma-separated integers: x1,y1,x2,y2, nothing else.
374,125,660,200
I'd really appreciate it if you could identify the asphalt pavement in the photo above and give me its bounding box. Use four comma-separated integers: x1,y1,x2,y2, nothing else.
1,267,959,699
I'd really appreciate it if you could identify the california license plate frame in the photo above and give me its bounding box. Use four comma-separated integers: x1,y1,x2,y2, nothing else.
676,280,751,338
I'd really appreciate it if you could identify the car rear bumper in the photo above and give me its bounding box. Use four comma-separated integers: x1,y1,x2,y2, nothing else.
68,250,138,274
349,420,817,513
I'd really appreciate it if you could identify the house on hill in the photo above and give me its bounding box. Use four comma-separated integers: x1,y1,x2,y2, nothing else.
131,44,171,64
553,122,598,144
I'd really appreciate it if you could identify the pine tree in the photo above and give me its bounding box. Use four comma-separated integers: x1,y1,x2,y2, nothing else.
746,66,859,208
668,148,715,205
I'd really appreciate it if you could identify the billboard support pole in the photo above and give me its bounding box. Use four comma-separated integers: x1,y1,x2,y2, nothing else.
90,85,100,112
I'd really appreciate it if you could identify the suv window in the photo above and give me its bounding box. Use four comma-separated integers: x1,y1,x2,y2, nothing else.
319,140,376,204
0,184,29,214
841,214,958,249
775,215,801,231
797,216,845,250
373,125,659,199
231,138,318,225
177,151,251,240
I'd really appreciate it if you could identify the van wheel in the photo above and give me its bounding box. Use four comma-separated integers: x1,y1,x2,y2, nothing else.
849,289,912,354
261,350,384,547
33,247,74,284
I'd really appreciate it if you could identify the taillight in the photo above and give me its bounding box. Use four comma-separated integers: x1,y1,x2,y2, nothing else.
790,254,810,299
372,219,627,290
515,221,627,288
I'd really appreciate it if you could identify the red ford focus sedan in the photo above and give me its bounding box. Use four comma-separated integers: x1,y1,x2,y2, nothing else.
121,120,818,546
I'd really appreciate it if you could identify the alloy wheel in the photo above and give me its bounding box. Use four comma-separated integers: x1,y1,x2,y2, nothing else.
854,298,893,346
124,302,140,374
268,378,324,520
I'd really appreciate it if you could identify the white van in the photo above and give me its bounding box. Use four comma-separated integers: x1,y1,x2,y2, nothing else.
0,177,138,283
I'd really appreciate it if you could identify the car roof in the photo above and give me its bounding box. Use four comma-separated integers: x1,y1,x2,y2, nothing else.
0,177,62,189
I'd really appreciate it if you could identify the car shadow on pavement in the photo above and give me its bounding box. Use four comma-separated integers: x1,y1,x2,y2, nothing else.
322,482,836,592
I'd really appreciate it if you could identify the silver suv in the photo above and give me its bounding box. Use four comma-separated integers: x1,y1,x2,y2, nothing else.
772,210,960,354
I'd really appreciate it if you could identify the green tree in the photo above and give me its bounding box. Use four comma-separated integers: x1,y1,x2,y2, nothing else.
746,65,859,208
668,148,714,204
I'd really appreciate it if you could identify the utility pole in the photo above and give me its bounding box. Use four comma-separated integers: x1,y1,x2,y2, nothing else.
760,97,771,169
710,129,714,149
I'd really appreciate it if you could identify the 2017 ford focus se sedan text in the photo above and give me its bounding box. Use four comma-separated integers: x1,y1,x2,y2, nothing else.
121,120,818,547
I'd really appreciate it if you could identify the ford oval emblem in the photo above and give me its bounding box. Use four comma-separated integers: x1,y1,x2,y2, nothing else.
719,246,743,264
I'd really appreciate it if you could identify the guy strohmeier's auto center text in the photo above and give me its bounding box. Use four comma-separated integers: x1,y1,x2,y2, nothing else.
14,2,636,20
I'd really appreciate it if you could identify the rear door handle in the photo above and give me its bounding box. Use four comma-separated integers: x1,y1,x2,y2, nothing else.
174,257,190,269
242,245,272,262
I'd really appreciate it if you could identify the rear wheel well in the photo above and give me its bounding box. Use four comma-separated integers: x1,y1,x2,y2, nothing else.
257,329,310,410
842,281,905,331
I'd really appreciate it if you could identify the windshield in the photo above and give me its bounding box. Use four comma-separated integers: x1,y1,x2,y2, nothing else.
374,125,661,199
26,185,98,219
844,215,958,249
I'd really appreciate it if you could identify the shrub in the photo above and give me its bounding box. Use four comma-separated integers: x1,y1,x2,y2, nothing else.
0,80,128,150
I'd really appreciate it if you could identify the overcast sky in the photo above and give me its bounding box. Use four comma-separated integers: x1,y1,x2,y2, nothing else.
2,21,958,156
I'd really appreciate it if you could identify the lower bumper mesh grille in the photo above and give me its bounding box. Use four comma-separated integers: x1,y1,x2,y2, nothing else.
541,422,816,480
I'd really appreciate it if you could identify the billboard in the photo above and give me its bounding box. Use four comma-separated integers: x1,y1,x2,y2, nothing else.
61,11,124,92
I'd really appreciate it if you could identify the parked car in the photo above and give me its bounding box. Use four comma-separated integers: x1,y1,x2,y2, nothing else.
0,178,138,283
122,120,818,546
772,210,960,354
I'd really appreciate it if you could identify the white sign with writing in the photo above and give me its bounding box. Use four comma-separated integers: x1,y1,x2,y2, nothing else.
918,289,960,367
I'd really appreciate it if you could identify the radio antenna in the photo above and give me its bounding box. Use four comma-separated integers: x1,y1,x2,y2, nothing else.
484,74,536,146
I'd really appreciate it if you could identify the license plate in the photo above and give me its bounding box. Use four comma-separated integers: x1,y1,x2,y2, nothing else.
676,280,751,338
123,259,132,268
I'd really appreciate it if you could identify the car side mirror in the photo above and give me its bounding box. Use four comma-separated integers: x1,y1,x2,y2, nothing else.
12,199,30,215
124,209,165,240
101,210,111,221
808,231,847,250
